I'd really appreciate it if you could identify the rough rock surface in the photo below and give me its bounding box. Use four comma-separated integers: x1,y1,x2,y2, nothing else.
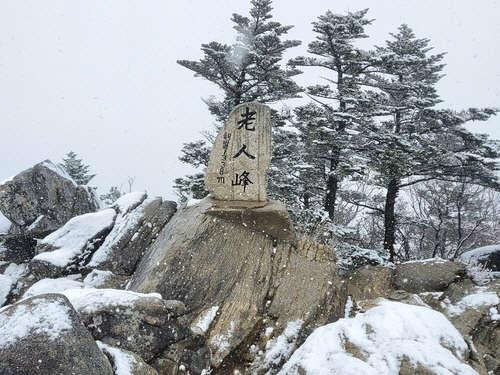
0,160,100,236
62,288,190,362
437,279,500,374
344,266,395,303
205,102,272,202
129,197,344,373
394,259,466,293
0,235,36,264
0,293,113,375
88,192,177,275
29,209,116,279
27,192,176,280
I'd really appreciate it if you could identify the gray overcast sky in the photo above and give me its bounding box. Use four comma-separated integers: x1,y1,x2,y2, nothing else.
1,0,499,201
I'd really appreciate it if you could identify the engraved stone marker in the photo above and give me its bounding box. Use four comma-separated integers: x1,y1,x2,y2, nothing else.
205,102,271,202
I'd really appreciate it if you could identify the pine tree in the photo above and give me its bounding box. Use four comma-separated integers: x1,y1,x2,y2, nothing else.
100,186,122,206
59,151,96,185
363,25,500,261
175,0,301,200
288,9,374,221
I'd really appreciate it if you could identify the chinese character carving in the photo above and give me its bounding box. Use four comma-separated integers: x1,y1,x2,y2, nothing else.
233,144,255,159
237,107,257,131
232,171,253,192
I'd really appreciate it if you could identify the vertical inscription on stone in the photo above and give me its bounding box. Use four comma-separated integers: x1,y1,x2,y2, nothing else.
205,102,271,202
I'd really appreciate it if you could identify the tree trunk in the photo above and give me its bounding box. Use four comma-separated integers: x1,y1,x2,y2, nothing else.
325,154,341,220
384,179,399,262
325,172,338,220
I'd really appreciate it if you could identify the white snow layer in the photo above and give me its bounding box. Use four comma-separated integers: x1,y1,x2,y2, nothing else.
60,288,162,314
0,264,27,306
0,275,15,307
23,276,87,299
83,269,115,287
0,212,11,234
112,191,147,214
87,193,150,267
264,320,303,367
0,297,73,348
444,286,500,317
32,209,116,267
97,341,136,375
193,306,219,332
279,300,477,375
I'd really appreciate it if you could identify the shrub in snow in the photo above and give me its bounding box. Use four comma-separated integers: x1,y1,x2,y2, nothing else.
336,243,389,270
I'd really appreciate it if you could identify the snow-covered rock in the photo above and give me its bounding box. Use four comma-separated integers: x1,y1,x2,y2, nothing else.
29,209,116,278
437,279,500,373
279,300,478,375
0,212,11,235
0,293,114,374
394,258,466,293
60,288,189,362
88,192,177,275
0,160,100,236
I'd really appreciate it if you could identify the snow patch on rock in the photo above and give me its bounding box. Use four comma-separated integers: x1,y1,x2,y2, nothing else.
0,212,12,234
279,300,477,375
444,286,500,317
0,297,73,348
23,276,88,299
33,209,116,267
97,341,135,375
60,288,162,314
83,269,115,287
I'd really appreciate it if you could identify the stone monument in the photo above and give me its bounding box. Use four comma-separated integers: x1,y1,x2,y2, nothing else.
205,101,271,204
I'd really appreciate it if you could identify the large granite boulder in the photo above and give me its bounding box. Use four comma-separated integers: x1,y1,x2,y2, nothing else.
0,160,100,237
0,293,113,375
394,259,466,293
129,197,344,373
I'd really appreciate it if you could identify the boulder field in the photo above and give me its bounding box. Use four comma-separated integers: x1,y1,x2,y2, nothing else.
1,161,499,375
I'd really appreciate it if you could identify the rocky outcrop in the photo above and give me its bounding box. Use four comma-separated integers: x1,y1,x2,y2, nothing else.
435,279,500,374
129,197,344,373
29,209,116,278
26,192,176,280
87,192,177,275
0,293,114,375
0,160,100,237
394,259,466,293
344,266,395,303
61,289,191,362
